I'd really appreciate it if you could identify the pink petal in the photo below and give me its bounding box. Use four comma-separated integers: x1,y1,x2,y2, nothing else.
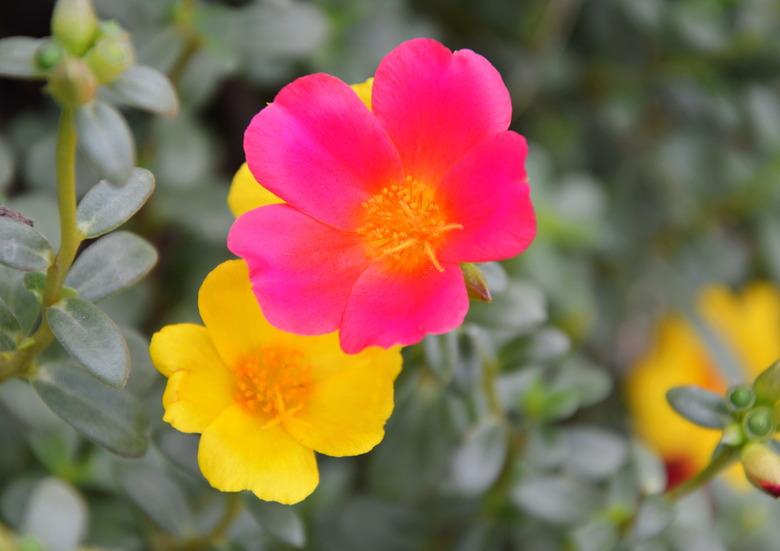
372,38,512,182
339,263,468,353
228,205,370,335
244,73,403,230
437,131,536,263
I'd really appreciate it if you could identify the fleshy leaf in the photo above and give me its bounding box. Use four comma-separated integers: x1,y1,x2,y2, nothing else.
76,168,155,238
102,65,179,116
76,101,135,183
65,231,157,302
47,297,130,387
32,360,147,457
666,385,730,428
0,37,45,79
0,216,53,271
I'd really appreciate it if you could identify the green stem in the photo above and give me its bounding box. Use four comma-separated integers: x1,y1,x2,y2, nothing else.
3,108,83,380
664,445,740,502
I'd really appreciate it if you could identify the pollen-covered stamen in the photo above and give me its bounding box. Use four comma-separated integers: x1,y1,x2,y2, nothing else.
233,348,311,421
357,177,462,271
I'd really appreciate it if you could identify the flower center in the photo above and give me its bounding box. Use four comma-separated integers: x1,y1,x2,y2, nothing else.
232,348,311,424
356,177,462,271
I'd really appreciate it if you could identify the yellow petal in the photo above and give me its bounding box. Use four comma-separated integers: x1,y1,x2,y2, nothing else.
227,163,284,217
351,77,373,110
198,404,318,504
150,324,234,433
284,339,402,457
199,259,294,367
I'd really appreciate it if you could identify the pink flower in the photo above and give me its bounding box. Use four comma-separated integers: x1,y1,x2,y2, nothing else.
228,38,536,353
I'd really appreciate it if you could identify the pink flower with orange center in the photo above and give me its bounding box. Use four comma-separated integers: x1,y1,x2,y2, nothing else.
228,38,536,353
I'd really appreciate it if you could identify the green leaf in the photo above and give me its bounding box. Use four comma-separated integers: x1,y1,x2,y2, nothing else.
511,475,599,525
76,101,135,183
65,232,157,302
666,385,730,428
631,441,667,495
246,498,306,548
123,327,158,395
449,418,509,495
0,37,45,79
22,478,87,551
76,168,155,238
32,361,147,457
102,65,179,116
570,518,618,551
753,360,780,405
47,297,129,387
562,426,627,480
116,464,192,536
630,496,672,541
0,217,52,271
0,296,21,351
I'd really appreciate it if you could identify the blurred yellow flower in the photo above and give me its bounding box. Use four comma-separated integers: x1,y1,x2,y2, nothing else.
627,283,780,488
227,78,374,217
150,260,401,504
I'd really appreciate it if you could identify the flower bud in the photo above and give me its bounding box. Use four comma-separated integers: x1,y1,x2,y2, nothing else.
84,21,135,84
727,384,755,412
462,263,491,302
47,57,97,107
744,406,775,440
51,0,99,56
742,442,780,498
721,422,745,446
35,41,64,71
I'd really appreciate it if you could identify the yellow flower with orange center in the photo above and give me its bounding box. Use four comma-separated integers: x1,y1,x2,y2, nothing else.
626,283,780,488
150,259,401,504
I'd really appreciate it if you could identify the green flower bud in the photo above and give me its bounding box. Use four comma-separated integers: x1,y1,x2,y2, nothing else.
84,22,135,84
721,422,745,446
35,41,64,71
727,384,756,412
744,406,775,440
461,263,491,302
742,442,780,498
51,0,99,56
47,57,97,107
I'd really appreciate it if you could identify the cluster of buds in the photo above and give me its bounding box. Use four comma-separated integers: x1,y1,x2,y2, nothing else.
667,360,780,498
40,0,135,107
729,361,780,497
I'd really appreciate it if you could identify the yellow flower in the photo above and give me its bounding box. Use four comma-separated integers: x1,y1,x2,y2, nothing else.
227,78,374,217
627,283,780,488
150,259,402,504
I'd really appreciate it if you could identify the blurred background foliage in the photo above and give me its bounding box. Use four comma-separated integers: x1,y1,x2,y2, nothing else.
1,0,780,549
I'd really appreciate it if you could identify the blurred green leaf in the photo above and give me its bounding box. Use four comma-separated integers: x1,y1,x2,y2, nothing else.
246,498,306,548
33,361,147,457
666,385,730,429
450,418,508,495
468,281,547,334
0,217,52,272
630,496,672,541
76,168,155,238
76,101,135,183
562,426,627,480
631,441,667,495
102,64,179,116
0,37,44,79
122,326,158,396
22,478,87,551
47,297,130,387
753,360,780,405
511,475,599,525
65,231,157,302
570,518,618,551
116,464,192,536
